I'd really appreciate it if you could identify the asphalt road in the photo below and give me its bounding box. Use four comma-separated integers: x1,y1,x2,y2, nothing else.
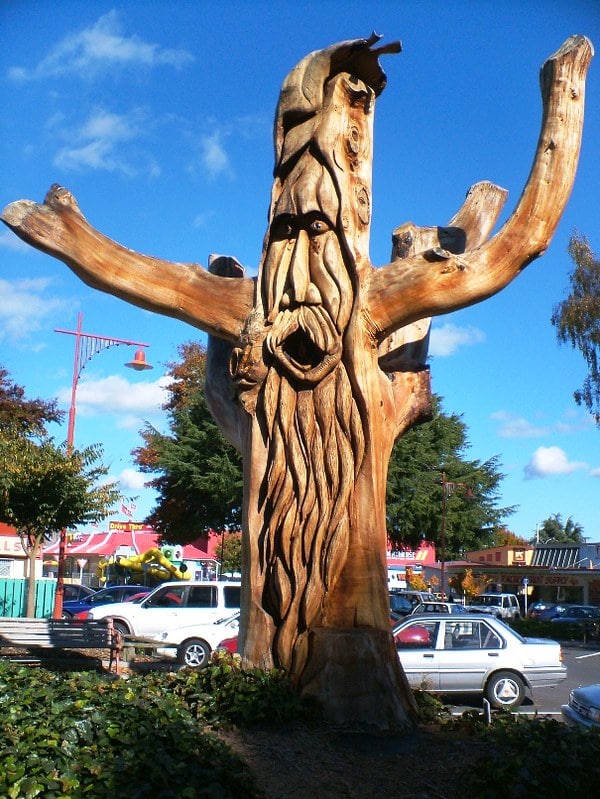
448,642,600,719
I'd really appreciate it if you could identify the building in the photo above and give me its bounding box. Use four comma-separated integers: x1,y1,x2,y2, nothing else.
446,542,600,606
43,521,218,588
0,523,43,579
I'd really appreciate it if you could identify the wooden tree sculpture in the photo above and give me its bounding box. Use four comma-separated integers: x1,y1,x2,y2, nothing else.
2,34,592,729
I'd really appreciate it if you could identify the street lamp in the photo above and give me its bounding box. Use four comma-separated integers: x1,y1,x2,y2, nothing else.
52,312,152,618
439,471,473,599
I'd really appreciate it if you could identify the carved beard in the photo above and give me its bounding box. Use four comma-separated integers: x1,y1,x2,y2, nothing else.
256,333,365,673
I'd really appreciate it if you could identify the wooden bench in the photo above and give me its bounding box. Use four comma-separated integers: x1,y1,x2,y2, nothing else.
0,618,122,673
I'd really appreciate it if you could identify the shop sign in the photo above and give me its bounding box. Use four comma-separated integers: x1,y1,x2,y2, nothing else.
0,536,24,556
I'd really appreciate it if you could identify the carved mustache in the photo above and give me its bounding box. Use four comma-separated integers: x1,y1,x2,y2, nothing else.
265,304,342,384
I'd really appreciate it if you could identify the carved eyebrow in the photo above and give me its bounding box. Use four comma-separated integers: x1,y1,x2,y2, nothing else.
271,211,334,235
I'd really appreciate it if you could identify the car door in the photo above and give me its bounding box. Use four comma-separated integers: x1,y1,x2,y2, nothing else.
133,584,188,636
436,619,504,692
395,620,441,691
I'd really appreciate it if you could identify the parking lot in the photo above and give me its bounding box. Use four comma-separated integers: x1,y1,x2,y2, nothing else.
446,642,600,718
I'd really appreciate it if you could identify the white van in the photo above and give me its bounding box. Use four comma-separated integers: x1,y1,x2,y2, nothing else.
86,580,241,638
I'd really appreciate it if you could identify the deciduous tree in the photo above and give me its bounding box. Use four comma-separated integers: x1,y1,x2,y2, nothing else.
133,342,243,543
0,437,120,616
551,234,600,424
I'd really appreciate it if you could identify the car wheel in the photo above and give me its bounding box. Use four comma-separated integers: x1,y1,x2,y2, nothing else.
178,638,211,668
485,671,525,709
111,620,130,637
61,611,73,619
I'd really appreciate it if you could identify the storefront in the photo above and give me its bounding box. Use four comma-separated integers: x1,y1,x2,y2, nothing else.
43,521,218,588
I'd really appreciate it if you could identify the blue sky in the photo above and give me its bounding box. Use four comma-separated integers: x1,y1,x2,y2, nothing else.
1,0,599,543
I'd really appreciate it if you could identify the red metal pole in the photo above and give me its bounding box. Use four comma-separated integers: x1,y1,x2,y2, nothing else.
53,313,82,618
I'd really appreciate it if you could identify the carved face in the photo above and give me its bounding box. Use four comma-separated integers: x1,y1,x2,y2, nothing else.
261,156,354,386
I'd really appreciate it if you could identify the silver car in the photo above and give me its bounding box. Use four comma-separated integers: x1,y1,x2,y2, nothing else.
393,613,567,709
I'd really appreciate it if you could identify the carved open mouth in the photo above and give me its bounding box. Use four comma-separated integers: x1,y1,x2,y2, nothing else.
281,329,325,370
266,307,342,384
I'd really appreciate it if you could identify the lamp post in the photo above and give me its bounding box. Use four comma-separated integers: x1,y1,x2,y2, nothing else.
439,471,473,599
52,312,152,618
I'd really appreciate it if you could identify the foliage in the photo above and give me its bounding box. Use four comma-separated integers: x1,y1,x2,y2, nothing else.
535,512,585,544
406,568,429,592
511,616,599,643
462,713,600,797
0,435,120,615
0,366,63,438
551,233,600,424
211,530,243,575
143,650,320,727
134,342,243,543
489,527,529,547
0,438,120,539
448,568,491,600
0,660,259,799
386,395,515,558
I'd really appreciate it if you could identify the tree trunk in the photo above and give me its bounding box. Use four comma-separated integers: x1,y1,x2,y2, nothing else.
1,34,592,728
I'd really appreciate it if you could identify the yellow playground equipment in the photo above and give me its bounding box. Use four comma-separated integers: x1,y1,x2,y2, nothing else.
98,545,190,583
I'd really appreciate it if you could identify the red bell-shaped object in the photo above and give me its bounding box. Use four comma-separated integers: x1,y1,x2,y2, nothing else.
125,349,153,371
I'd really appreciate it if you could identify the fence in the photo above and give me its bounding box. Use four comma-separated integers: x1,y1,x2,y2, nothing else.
0,577,56,618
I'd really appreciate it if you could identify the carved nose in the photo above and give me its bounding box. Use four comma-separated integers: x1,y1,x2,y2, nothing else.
281,229,322,308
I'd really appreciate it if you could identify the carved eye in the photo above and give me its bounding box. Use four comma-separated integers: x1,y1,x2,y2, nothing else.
308,218,329,236
272,217,295,240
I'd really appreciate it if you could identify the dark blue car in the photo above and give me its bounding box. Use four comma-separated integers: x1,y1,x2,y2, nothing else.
61,584,150,619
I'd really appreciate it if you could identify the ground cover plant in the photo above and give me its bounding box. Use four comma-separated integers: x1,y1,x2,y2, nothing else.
1,654,600,798
0,659,262,799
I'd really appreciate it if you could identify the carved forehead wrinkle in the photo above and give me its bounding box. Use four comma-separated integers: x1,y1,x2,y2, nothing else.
274,154,339,223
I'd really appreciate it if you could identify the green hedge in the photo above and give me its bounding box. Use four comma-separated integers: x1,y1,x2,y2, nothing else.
511,616,599,642
0,653,315,799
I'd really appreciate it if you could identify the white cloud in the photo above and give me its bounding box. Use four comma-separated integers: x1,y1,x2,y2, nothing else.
119,468,148,490
0,278,70,343
0,231,31,253
52,108,145,174
429,323,485,357
198,131,232,180
491,410,550,438
590,467,600,478
524,446,588,479
8,10,193,82
58,374,171,417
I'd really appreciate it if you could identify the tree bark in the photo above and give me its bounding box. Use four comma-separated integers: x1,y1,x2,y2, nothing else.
1,34,593,728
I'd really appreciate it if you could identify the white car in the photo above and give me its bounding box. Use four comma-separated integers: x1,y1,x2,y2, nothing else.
86,580,241,639
156,612,240,668
393,613,567,709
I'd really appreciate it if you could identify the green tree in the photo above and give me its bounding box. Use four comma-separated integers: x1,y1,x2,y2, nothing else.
0,366,63,436
0,437,120,616
535,512,585,544
386,395,514,559
134,342,243,544
551,233,600,424
213,530,243,576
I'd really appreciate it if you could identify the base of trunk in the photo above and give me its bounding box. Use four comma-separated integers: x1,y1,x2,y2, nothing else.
297,627,418,731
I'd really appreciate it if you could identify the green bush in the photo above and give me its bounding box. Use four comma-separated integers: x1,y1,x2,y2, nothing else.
141,651,321,727
0,657,303,799
462,713,600,797
511,616,598,642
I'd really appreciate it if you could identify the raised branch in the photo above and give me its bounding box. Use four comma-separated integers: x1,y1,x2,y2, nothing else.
367,35,593,340
1,185,255,343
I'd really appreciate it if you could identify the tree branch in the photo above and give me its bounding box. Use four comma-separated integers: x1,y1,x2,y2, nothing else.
367,35,594,339
1,185,255,343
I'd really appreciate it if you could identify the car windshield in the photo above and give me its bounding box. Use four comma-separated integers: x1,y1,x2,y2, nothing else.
472,595,502,607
